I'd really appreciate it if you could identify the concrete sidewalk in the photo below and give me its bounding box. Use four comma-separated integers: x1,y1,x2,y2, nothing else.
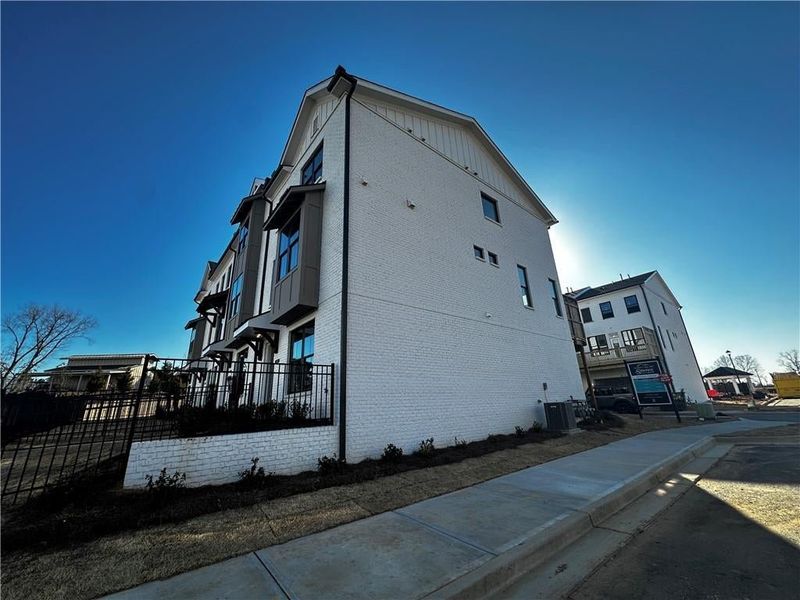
107,418,791,600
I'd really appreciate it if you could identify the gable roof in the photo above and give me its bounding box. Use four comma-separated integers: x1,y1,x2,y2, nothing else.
568,272,656,301
703,366,753,378
276,66,558,226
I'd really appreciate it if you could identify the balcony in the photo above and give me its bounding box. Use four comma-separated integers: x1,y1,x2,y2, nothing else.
583,328,661,368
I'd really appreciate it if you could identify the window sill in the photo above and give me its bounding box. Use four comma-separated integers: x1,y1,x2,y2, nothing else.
475,257,486,262
489,263,500,268
484,216,502,227
524,305,535,311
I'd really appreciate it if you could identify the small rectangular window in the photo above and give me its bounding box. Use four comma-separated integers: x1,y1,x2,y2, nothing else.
624,294,640,314
487,251,498,266
473,245,485,260
229,275,243,316
661,302,667,315
517,265,532,308
549,279,563,317
302,144,323,185
588,334,609,353
481,193,500,223
277,213,300,280
600,301,614,319
580,307,593,323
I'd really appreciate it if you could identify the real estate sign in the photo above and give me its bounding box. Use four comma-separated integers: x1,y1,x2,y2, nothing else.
625,359,673,406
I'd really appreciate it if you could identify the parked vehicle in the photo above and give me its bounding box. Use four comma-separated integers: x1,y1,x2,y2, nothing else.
588,378,638,414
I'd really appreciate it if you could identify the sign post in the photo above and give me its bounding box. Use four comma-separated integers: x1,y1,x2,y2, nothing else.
625,358,681,423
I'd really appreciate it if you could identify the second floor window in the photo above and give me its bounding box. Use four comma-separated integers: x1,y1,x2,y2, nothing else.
621,328,644,348
302,145,323,185
624,294,640,314
474,245,485,260
581,307,593,323
278,214,300,280
481,193,500,223
229,275,243,316
549,279,563,317
588,334,609,353
600,301,614,319
517,265,532,307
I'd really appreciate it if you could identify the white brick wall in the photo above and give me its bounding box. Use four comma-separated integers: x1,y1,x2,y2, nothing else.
123,426,338,488
342,100,585,461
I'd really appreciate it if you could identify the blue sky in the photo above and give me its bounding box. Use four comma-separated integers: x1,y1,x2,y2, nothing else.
2,2,798,374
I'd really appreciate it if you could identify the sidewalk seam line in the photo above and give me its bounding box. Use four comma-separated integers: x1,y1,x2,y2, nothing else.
393,510,498,557
253,552,296,600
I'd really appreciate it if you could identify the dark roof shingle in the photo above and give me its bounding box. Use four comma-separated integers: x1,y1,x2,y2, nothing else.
569,271,656,301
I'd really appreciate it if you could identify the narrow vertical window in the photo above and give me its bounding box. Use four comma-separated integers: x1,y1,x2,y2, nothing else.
668,330,675,351
658,325,666,349
229,275,243,317
289,321,315,393
277,213,300,280
661,302,667,315
581,307,593,323
487,251,499,266
549,279,563,316
473,245,485,260
517,265,532,307
302,144,323,185
481,193,500,223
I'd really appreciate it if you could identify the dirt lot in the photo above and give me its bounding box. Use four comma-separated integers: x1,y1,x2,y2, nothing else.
3,415,699,600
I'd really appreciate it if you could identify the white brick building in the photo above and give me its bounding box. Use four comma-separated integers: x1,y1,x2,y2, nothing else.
128,67,585,487
567,271,708,406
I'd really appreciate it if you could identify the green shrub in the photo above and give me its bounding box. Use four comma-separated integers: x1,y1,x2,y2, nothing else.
238,457,274,486
530,421,544,433
289,400,310,422
318,454,346,475
453,436,467,447
145,468,186,492
417,438,435,457
381,444,404,462
514,426,526,438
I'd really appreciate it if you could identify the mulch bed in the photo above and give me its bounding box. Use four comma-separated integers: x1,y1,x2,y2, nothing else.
2,427,566,555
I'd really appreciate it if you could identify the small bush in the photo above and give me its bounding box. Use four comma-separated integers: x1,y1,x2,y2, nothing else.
598,410,626,428
417,438,435,457
289,400,310,422
145,468,186,492
454,436,467,447
238,457,274,486
514,426,526,438
381,444,404,462
530,421,544,433
318,454,346,475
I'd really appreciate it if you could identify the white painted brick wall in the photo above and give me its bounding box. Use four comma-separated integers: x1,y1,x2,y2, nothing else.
124,426,338,488
342,100,585,461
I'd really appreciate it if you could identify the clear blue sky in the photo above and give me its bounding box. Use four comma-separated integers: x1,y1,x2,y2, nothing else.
2,2,798,374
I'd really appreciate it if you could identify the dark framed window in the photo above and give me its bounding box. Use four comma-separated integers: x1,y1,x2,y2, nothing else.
487,251,499,266
517,265,532,307
549,279,563,317
624,294,640,314
581,307,593,323
600,301,614,319
237,220,249,255
661,302,667,315
473,245,485,260
588,334,609,354
289,321,315,393
621,328,644,348
229,275,243,316
481,193,500,223
277,213,300,280
668,330,675,351
302,144,323,185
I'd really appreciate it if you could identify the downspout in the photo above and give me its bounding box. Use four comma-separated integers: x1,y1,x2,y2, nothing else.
328,66,358,461
640,284,671,376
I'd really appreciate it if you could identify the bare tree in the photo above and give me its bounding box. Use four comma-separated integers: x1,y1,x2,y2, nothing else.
777,349,800,374
1,304,97,392
732,354,764,385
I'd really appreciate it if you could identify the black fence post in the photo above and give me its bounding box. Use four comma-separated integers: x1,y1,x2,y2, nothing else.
125,354,153,456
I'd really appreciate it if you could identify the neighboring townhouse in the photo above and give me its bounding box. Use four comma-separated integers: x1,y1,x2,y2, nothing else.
567,271,707,405
176,66,585,478
42,354,151,392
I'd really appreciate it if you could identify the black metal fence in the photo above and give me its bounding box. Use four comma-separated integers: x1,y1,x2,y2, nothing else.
1,356,335,504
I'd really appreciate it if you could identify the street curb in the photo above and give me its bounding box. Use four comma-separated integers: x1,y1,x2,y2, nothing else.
427,437,716,600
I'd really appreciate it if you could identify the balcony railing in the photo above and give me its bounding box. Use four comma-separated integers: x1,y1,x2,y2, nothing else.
584,342,660,366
